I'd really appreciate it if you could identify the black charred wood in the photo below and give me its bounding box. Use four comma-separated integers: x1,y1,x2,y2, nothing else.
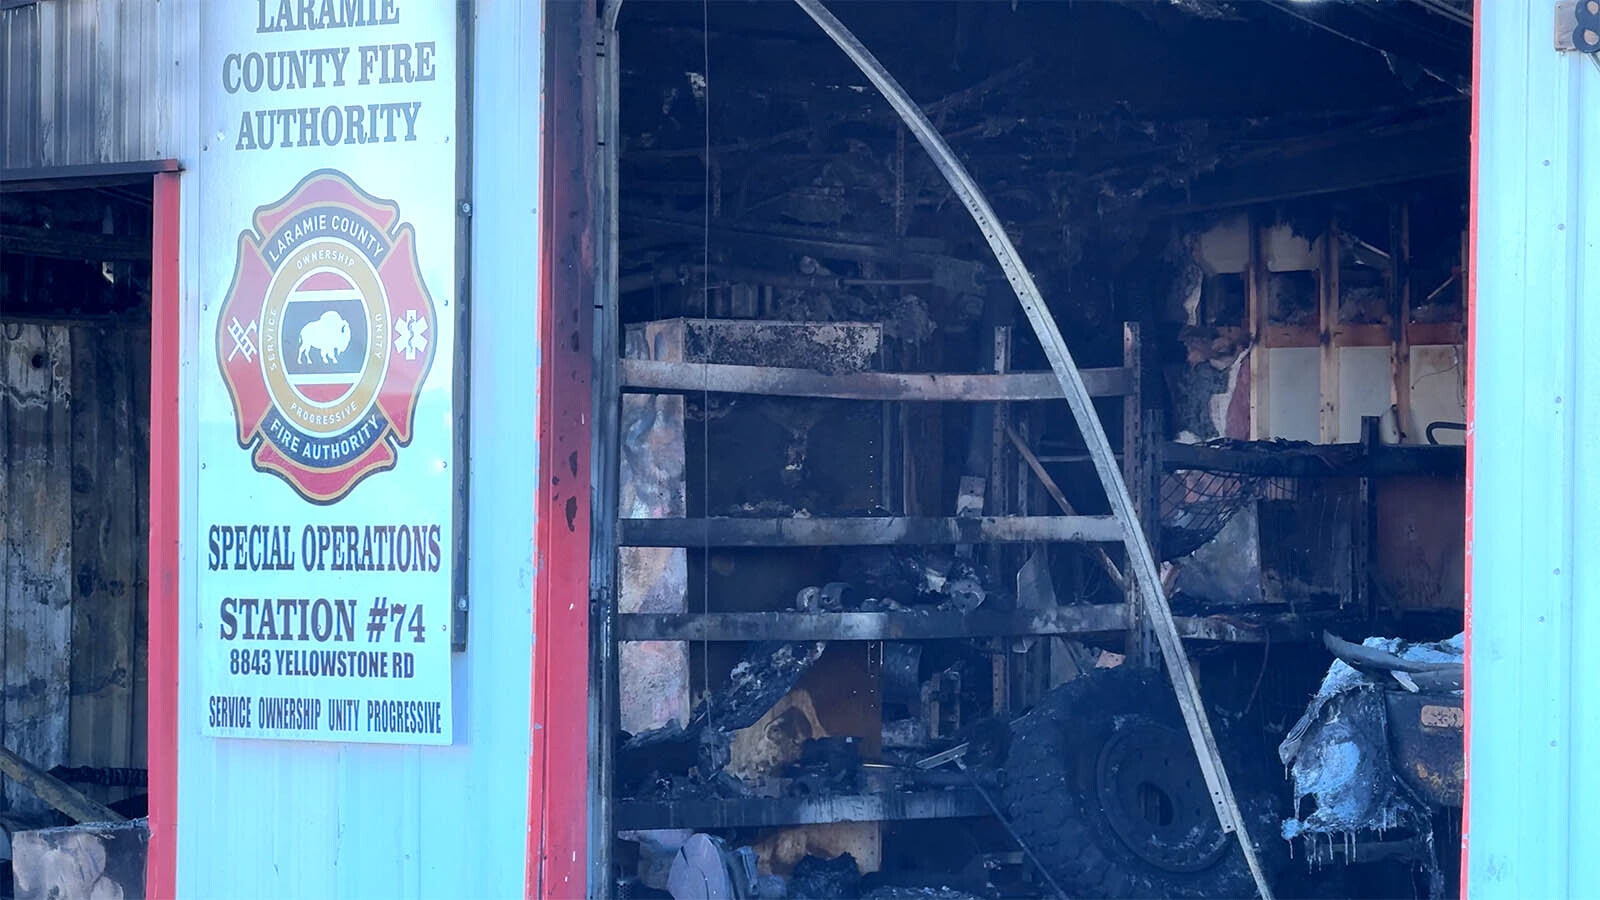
613,789,990,830
1161,440,1465,478
617,515,1125,548
707,641,828,732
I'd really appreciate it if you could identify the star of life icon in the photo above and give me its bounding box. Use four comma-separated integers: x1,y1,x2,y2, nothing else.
395,309,429,361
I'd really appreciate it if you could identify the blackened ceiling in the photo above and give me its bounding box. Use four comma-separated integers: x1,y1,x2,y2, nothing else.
617,0,1469,218
1,184,153,319
613,0,1470,360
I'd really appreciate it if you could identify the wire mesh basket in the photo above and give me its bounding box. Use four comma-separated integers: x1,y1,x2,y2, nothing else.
1159,469,1297,559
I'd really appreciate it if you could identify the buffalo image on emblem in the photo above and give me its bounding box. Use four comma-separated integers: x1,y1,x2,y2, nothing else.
297,310,353,364
280,282,371,405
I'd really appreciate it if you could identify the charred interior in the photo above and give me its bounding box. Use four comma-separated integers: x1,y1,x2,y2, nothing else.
599,2,1468,898
0,174,155,893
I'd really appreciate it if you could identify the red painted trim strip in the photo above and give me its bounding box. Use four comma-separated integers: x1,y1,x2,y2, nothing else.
526,109,557,896
528,3,596,895
147,171,181,900
1461,1,1481,892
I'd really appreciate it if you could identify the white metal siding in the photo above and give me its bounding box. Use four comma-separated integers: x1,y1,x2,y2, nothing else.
1,0,185,170
1469,3,1600,896
172,2,544,896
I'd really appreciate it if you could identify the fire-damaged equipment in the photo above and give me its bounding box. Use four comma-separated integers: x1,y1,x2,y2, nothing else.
1278,631,1464,896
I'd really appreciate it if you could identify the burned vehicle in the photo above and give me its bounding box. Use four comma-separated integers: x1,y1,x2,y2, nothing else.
1278,632,1464,896
981,433,1465,899
992,629,1463,900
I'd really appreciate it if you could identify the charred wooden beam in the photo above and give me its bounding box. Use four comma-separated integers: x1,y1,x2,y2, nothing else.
624,207,946,256
615,788,990,830
621,360,1132,401
1160,441,1465,478
616,607,1306,643
618,606,1130,641
1147,109,1468,216
1172,614,1307,644
1,226,149,262
0,746,124,824
618,263,934,294
621,208,988,292
616,515,1125,547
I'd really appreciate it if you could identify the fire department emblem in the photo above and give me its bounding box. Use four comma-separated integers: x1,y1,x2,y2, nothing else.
217,169,437,504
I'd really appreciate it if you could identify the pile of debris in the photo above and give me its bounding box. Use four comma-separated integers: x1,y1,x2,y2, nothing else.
623,833,992,900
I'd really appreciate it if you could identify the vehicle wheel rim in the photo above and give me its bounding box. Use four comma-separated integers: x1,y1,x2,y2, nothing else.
1095,721,1231,873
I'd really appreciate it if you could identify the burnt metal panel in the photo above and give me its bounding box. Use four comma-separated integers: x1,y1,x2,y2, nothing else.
1,0,183,171
1384,691,1464,807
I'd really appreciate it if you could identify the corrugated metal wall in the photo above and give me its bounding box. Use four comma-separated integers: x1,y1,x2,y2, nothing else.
1468,3,1600,896
169,2,543,894
0,320,150,818
1,0,184,171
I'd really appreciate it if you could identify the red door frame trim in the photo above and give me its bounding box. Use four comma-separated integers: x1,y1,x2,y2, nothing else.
527,1,597,895
147,169,181,899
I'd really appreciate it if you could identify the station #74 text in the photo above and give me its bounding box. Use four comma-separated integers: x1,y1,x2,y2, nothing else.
218,596,426,643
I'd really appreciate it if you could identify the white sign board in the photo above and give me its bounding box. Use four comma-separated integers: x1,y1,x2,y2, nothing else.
197,1,459,744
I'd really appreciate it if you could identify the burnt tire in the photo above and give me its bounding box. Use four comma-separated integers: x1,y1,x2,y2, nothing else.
999,667,1282,899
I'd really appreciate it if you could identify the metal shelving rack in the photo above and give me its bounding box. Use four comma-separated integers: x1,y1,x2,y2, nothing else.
602,320,1277,833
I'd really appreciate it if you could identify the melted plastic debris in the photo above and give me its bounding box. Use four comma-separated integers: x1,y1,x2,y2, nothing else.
1276,632,1461,879
709,641,828,732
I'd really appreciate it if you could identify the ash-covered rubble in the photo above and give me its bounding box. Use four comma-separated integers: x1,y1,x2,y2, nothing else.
711,642,831,732
620,641,829,800
835,549,992,613
619,552,1012,804
788,851,863,899
627,836,990,900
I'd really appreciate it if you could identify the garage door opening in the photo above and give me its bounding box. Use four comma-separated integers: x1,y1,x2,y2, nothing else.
0,165,179,898
592,4,1467,898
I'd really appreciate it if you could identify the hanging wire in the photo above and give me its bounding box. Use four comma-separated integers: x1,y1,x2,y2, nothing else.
699,0,713,721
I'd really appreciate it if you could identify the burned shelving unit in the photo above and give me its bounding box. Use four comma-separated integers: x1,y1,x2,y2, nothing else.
609,317,1152,824
602,316,1300,847
1158,418,1466,633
